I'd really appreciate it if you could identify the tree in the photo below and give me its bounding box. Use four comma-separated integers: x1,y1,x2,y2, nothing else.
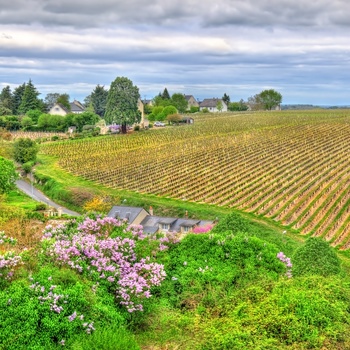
247,94,264,111
0,86,14,114
12,83,26,115
222,93,230,106
44,93,60,110
56,94,71,111
104,77,141,133
161,105,178,120
216,100,223,112
20,116,34,129
171,93,188,113
72,111,100,132
258,89,282,110
161,88,171,100
228,99,248,111
18,79,43,114
0,157,18,194
26,109,42,124
90,85,108,117
13,138,39,164
166,113,183,124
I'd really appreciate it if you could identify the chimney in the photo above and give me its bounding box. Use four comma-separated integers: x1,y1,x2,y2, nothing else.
149,206,153,216
185,210,188,219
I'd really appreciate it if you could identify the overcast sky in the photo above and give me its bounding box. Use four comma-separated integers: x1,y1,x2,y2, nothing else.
1,0,350,105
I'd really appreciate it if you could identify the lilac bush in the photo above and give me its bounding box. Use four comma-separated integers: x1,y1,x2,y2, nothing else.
0,231,22,280
192,224,214,234
277,252,293,278
42,217,166,312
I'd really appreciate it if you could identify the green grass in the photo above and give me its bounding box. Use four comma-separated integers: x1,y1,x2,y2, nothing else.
4,189,38,211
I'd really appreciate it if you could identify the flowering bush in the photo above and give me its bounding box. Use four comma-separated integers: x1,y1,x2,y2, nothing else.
192,224,213,234
0,231,22,282
42,216,166,312
277,251,293,278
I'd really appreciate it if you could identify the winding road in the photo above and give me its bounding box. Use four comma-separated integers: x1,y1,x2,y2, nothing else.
15,179,81,217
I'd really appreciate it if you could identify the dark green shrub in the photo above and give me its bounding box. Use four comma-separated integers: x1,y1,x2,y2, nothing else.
292,237,341,277
211,211,249,235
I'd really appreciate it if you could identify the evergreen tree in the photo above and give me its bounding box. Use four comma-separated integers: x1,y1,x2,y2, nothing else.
18,79,42,114
104,77,141,133
12,83,26,115
222,93,230,106
90,85,108,117
0,86,14,114
161,88,171,100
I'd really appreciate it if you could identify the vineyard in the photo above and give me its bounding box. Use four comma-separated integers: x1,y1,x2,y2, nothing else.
40,110,350,249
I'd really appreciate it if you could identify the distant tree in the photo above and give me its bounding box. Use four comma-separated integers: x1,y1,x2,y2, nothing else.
13,138,39,164
26,109,42,124
12,83,26,115
166,113,183,124
152,106,164,121
20,116,34,129
161,88,171,100
222,93,230,106
0,104,12,116
247,94,264,111
0,156,18,194
258,89,282,110
0,86,14,114
18,80,42,114
73,111,100,132
153,94,171,107
171,93,188,113
44,93,60,110
104,77,141,133
216,100,223,112
161,105,178,120
228,99,248,111
90,85,108,117
56,94,71,111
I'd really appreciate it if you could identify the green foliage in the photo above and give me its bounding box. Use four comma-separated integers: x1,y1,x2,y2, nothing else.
22,161,34,174
89,85,108,117
20,116,33,129
292,237,341,277
104,77,141,127
197,276,350,349
18,79,43,115
161,233,285,308
13,138,39,164
0,86,14,114
258,89,282,110
211,211,249,234
189,106,199,113
0,267,126,350
56,93,71,111
161,88,171,100
0,157,18,194
228,99,248,111
70,325,140,350
12,83,26,115
170,93,188,113
222,93,230,106
151,106,164,121
26,109,42,123
216,100,223,112
161,105,178,119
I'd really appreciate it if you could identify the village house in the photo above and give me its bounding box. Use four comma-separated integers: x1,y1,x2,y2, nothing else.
184,95,199,110
48,100,85,116
107,205,214,234
199,98,228,112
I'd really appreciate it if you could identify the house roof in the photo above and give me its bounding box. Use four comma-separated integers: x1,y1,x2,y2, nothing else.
70,100,85,113
107,205,214,234
199,98,226,108
107,206,146,223
184,95,196,101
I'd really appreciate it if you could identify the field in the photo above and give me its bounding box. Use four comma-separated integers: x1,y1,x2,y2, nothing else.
40,110,350,248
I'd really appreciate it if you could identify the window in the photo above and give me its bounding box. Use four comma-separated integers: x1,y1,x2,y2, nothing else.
183,226,191,233
161,224,170,231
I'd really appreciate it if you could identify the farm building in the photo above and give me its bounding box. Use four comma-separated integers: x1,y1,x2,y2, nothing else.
199,98,228,112
107,205,213,234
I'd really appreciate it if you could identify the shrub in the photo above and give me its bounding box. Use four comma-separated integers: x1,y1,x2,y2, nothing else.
292,237,341,277
211,212,249,235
